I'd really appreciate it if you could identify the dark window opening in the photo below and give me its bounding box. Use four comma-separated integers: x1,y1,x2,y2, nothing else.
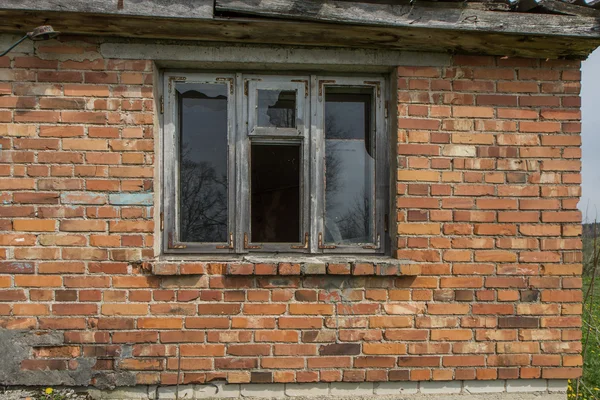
250,143,301,243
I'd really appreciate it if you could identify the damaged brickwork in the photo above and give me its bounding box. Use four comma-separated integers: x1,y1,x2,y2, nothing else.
0,34,583,388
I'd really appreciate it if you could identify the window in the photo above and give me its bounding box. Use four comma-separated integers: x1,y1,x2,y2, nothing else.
163,73,388,255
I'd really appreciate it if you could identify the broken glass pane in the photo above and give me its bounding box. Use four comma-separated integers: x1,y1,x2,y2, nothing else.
251,143,301,243
177,83,228,243
257,90,296,128
324,88,375,245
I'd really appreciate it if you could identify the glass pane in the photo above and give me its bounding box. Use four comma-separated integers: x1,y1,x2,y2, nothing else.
251,144,301,243
177,83,228,243
257,90,296,128
324,88,375,245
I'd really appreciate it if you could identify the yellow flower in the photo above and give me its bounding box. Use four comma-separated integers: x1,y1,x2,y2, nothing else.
45,388,53,395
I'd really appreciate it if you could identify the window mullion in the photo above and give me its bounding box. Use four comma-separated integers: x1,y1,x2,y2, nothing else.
309,75,320,254
163,74,177,252
236,73,249,254
313,76,328,254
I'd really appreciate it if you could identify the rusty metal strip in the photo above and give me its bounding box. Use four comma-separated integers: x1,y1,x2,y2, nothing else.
291,232,309,249
364,80,381,97
168,76,187,93
244,232,262,249
291,79,309,97
244,78,262,96
216,232,235,249
318,232,336,249
318,79,336,97
168,232,187,249
362,234,381,250
216,77,235,95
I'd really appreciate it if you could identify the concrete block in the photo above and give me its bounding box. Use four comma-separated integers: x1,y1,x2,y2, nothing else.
301,263,326,275
547,379,568,393
329,382,374,396
442,145,477,157
463,380,506,394
61,192,106,205
157,385,194,399
285,383,329,397
240,383,285,398
196,383,240,398
420,381,462,394
373,382,418,395
100,387,149,399
109,193,154,205
506,379,547,393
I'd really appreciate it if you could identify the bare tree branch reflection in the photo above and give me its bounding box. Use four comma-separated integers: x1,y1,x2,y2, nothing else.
325,115,343,196
180,145,228,243
336,189,372,242
324,100,374,245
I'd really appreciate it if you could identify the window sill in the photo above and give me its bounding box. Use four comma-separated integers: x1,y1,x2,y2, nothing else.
152,255,420,276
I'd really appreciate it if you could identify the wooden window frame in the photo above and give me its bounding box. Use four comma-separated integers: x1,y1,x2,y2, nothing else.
162,72,388,256
313,76,388,255
241,75,311,253
162,73,237,253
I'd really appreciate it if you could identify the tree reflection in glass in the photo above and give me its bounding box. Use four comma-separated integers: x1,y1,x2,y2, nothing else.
177,83,228,243
324,88,375,245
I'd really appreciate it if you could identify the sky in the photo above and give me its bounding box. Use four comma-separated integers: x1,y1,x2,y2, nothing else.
580,48,600,222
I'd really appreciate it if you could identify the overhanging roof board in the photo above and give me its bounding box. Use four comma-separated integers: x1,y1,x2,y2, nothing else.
518,0,600,17
214,0,600,38
0,5,599,59
0,0,213,20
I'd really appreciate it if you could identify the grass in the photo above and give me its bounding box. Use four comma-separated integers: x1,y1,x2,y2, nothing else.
569,233,600,399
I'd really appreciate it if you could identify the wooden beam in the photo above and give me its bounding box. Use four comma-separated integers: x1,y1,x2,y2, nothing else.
0,9,598,59
517,0,600,17
0,0,213,20
215,0,600,38
335,0,512,11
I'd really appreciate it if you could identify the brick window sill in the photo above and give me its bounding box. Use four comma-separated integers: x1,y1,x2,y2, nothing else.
151,256,421,276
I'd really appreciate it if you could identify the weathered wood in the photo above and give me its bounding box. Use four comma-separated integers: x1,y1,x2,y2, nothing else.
338,0,511,11
561,0,589,7
0,0,213,19
518,0,600,17
215,0,600,38
0,9,598,59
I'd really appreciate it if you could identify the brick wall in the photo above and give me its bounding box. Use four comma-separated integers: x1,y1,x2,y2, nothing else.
0,36,583,388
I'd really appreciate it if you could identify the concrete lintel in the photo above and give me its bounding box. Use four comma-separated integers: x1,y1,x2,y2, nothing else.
100,42,451,69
